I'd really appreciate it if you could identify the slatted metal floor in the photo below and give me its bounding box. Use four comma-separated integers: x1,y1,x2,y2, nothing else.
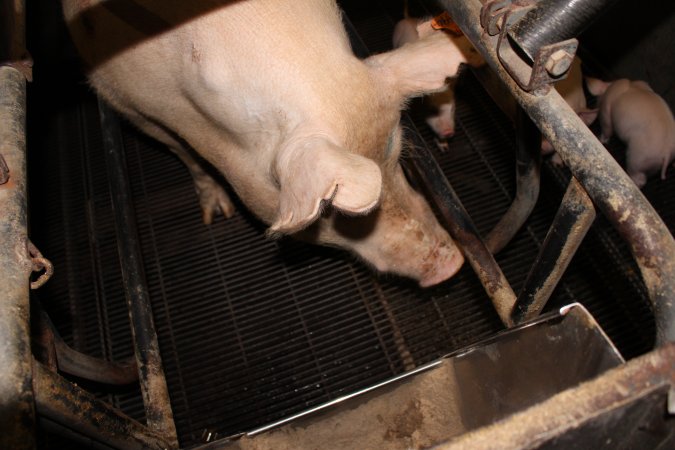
27,0,670,448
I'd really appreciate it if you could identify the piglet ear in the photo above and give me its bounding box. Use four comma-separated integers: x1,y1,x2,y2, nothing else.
366,30,469,100
270,137,382,234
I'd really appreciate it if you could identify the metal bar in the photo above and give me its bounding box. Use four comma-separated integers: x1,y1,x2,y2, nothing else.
0,0,31,80
512,178,595,323
98,99,178,445
32,361,171,450
0,65,34,450
36,307,139,385
404,117,517,327
485,106,541,254
510,0,619,61
440,0,675,346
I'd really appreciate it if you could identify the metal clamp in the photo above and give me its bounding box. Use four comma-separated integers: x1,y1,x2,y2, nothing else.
27,241,53,289
481,0,578,95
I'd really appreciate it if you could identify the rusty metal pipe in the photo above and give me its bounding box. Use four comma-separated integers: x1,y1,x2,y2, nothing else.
439,0,675,346
510,0,619,61
404,117,517,327
512,178,595,323
0,65,35,450
36,308,139,385
33,361,171,450
485,106,541,254
98,99,178,445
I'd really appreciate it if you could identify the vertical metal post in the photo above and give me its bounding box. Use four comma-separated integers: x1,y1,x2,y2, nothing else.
0,65,35,450
512,178,596,323
98,99,178,446
405,118,517,327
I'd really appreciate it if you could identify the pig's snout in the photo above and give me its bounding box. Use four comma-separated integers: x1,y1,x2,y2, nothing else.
355,211,465,287
367,239,464,287
418,243,465,287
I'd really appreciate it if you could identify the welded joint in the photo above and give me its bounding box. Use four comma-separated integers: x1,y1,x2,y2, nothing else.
481,0,534,36
480,0,578,94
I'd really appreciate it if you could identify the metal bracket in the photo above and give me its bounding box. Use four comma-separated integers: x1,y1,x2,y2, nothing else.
27,240,53,289
481,0,578,95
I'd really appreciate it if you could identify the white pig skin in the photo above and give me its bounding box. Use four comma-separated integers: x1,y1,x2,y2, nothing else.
597,79,675,188
392,13,483,139
62,0,471,286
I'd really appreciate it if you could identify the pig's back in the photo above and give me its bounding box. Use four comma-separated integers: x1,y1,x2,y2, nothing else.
62,0,372,146
612,88,675,146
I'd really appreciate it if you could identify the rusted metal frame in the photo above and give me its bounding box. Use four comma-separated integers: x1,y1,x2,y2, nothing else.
435,343,675,450
32,361,171,450
98,99,179,445
0,0,32,81
481,0,616,94
439,0,675,346
512,178,596,324
484,105,541,254
509,0,620,62
403,116,517,327
34,306,139,385
0,65,35,450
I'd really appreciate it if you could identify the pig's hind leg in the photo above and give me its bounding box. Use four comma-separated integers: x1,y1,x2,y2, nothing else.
125,113,235,224
171,146,236,224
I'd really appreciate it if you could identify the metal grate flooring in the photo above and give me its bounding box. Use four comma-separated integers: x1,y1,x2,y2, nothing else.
27,0,671,448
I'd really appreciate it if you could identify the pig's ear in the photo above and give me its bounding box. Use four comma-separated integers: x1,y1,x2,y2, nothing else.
270,137,382,234
366,31,467,100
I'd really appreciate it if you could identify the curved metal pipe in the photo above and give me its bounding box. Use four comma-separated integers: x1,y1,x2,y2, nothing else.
439,0,675,346
485,106,541,254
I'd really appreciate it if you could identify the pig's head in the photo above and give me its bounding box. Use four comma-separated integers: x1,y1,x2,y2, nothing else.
272,130,464,287
266,29,468,286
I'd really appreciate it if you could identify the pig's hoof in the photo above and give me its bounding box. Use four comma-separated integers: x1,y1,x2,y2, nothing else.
551,153,565,167
194,177,236,224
